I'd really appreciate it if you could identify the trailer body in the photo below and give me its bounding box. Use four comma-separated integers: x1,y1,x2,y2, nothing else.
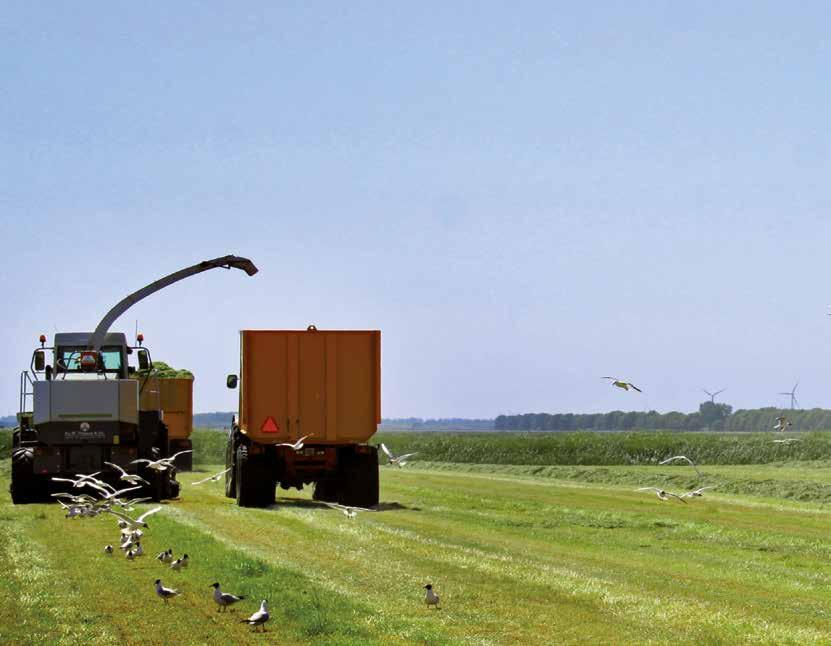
226,328,381,508
140,377,194,470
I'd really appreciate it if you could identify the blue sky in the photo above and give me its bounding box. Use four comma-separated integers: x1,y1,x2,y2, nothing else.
2,2,830,417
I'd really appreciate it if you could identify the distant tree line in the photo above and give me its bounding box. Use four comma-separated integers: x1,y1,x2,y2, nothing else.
495,403,831,432
380,418,494,430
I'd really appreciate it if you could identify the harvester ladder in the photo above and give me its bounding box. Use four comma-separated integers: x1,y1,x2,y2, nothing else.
19,370,35,418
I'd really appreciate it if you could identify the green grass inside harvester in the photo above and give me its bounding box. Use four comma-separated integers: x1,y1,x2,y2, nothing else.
3,453,831,644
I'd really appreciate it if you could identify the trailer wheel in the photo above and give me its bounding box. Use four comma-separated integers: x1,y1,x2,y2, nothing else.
224,432,238,498
236,446,258,507
339,448,380,508
312,479,338,503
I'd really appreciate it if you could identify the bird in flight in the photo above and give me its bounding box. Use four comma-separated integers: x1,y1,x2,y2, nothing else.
106,505,162,529
104,462,150,486
602,377,642,392
322,502,376,518
680,486,715,499
774,416,792,432
380,443,418,468
130,450,193,471
636,487,687,503
192,468,232,485
240,600,270,631
659,455,702,477
276,434,313,451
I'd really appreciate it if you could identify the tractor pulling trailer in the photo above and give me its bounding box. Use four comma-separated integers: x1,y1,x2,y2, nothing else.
11,255,257,504
225,327,382,508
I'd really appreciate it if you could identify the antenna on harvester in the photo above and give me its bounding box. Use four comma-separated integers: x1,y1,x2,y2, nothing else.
778,380,800,410
702,388,726,403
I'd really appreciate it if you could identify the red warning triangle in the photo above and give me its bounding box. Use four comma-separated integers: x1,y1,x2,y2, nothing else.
260,416,280,433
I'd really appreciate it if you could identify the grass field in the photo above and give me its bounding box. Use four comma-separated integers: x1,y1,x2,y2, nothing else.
3,454,831,644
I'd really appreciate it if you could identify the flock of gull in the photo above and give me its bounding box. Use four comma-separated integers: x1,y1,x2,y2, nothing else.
51,437,438,634
604,378,804,503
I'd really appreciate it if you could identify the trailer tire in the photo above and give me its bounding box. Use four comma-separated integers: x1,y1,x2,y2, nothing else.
312,479,338,503
236,446,264,508
225,432,238,498
339,449,380,508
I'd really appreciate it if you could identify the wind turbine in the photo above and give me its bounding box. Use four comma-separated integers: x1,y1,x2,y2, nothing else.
702,388,726,403
778,381,800,410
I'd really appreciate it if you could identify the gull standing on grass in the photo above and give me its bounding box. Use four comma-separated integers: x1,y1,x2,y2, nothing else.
170,554,189,570
240,600,269,631
211,583,246,612
156,549,174,563
380,443,419,468
104,545,113,554
192,468,232,485
322,502,376,518
104,461,150,486
602,377,642,393
636,487,687,503
155,579,180,604
424,584,441,609
659,455,702,477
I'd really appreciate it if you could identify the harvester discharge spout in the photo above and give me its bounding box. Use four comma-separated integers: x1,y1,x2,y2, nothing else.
87,254,258,351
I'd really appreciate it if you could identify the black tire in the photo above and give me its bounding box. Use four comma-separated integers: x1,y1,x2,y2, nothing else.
147,469,166,502
339,448,380,508
168,473,181,499
10,449,35,504
312,479,339,503
224,432,237,498
171,440,193,471
236,446,275,508
235,446,259,507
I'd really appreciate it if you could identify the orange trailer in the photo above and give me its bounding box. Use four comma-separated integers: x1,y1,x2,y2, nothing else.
139,377,194,470
225,327,381,507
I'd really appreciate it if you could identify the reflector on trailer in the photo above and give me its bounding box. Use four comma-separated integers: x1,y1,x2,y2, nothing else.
260,416,279,433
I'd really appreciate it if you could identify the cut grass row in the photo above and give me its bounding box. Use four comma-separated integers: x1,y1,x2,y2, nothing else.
413,460,831,503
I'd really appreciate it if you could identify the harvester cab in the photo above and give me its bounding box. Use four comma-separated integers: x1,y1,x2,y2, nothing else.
11,254,257,504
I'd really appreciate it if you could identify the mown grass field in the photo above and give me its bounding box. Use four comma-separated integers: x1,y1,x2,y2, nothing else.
4,443,831,644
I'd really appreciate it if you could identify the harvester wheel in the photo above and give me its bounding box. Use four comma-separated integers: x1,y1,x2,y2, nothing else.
10,449,38,504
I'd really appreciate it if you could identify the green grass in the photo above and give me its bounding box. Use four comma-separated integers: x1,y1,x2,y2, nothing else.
3,456,831,644
11,428,831,466
375,430,831,465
